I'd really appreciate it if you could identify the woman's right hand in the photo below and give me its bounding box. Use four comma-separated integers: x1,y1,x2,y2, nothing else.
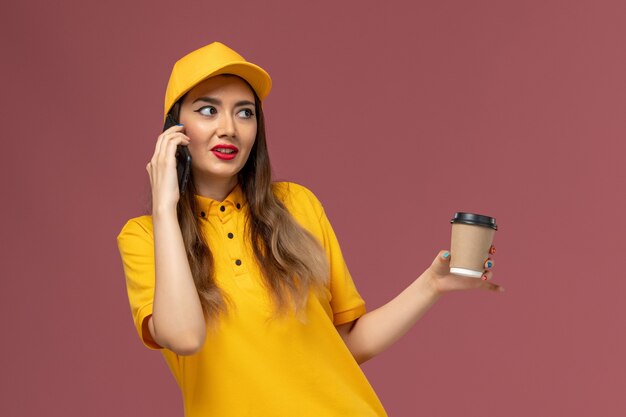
146,124,191,213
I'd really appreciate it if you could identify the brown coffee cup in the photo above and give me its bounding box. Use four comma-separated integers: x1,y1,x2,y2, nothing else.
449,212,498,278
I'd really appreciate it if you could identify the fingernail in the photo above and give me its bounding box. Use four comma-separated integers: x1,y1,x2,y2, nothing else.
176,123,184,126
486,261,493,268
443,252,450,259
482,275,488,281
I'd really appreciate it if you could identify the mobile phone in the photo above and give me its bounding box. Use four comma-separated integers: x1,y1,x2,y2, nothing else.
163,113,192,194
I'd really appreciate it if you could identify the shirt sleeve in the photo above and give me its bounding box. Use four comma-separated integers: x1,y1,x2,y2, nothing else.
116,217,163,350
278,182,368,325
316,205,367,326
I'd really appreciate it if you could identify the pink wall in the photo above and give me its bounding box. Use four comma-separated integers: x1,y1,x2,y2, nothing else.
2,0,625,416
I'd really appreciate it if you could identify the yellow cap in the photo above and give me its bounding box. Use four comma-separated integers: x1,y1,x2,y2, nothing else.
163,42,272,121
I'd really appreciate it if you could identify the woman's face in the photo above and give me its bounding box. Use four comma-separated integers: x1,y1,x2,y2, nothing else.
178,75,257,189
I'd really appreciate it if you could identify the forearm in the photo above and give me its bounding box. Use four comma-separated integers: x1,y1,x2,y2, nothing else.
152,208,206,352
346,270,441,364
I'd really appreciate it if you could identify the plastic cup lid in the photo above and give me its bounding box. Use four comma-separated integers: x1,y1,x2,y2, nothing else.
450,212,498,230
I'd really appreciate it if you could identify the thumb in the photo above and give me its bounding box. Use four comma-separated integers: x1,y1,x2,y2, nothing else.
430,250,451,276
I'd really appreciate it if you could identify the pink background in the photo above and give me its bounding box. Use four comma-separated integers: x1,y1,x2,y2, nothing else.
2,0,625,416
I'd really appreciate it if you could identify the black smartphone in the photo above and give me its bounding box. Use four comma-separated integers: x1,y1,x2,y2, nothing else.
163,113,192,194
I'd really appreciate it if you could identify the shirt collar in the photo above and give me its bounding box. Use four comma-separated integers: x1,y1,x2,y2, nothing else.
194,184,246,219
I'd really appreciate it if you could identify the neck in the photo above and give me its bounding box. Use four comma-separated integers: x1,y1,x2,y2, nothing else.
193,175,239,202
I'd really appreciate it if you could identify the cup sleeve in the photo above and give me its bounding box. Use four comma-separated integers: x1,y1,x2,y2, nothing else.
317,208,367,325
116,218,163,350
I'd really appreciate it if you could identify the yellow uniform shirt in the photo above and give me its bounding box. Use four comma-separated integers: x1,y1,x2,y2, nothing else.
117,182,388,416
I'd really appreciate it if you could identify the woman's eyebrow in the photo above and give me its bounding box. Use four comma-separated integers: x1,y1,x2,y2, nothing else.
192,97,255,107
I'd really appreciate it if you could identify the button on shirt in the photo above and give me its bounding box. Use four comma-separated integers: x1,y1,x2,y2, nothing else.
117,182,388,417
193,187,249,282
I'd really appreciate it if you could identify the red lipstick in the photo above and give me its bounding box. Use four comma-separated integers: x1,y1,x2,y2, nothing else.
210,144,239,161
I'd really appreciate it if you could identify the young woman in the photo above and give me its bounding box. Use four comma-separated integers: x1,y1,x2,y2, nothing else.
117,41,501,417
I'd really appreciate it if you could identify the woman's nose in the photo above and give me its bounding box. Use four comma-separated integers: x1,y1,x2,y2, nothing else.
216,114,236,137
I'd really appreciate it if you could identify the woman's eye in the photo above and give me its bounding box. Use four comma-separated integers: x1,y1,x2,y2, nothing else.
238,108,255,118
197,106,217,116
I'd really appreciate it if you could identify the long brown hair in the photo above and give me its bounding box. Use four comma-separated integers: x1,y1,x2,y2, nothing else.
152,75,329,331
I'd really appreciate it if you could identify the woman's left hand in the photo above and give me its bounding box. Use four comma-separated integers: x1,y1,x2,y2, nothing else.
424,246,503,295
